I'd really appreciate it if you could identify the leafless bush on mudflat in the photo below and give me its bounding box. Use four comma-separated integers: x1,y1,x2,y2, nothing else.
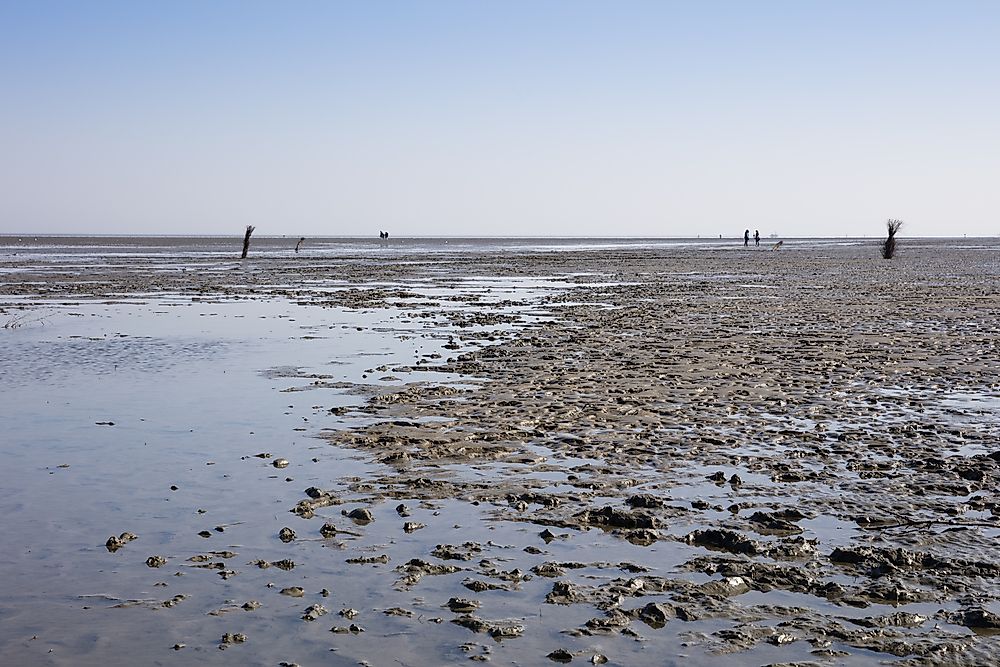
881,218,903,259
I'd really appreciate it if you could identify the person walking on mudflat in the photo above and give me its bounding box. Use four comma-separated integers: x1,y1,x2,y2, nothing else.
754,230,760,247
744,229,750,247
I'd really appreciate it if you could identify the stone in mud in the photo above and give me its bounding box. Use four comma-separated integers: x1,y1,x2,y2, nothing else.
384,607,414,617
453,616,488,633
271,559,295,570
683,529,760,555
625,494,665,509
339,608,359,619
545,581,585,605
684,557,816,595
714,625,773,650
624,528,659,545
145,555,167,568
489,624,524,640
304,486,325,499
584,608,632,634
952,608,1000,629
242,600,261,611
346,508,374,524
463,579,506,593
765,536,818,559
829,544,1000,580
345,554,390,565
849,612,927,628
447,597,480,613
636,602,676,628
697,576,750,597
395,558,462,587
547,648,573,663
220,632,246,644
302,604,327,621
278,527,296,543
619,562,649,573
452,616,524,639
766,631,795,645
862,579,935,604
279,587,305,597
396,503,411,517
403,521,425,533
532,563,566,578
105,532,138,552
431,542,482,561
272,458,289,469
162,594,186,608
747,511,803,535
575,505,656,530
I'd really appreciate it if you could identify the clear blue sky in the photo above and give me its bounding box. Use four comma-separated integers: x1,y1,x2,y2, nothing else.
2,1,998,237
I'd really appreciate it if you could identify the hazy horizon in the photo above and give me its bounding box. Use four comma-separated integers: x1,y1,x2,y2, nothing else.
3,1,999,238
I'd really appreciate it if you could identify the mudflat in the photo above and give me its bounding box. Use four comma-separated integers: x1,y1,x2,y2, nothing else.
2,237,999,666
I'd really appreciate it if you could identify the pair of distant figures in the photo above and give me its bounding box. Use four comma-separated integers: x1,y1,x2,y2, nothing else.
743,229,782,251
379,231,390,239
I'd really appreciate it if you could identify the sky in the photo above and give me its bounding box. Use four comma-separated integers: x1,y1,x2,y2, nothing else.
1,1,999,237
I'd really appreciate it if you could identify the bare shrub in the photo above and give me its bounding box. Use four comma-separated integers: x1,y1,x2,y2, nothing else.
881,219,903,259
241,225,255,259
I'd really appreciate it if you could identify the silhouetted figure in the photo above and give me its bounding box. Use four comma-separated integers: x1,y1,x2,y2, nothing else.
295,237,305,253
744,229,750,247
754,230,760,247
379,231,390,240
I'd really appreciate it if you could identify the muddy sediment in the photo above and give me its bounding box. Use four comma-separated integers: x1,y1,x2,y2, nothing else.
2,237,999,665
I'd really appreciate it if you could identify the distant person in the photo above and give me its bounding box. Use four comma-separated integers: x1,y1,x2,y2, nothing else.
754,230,760,247
295,237,305,253
744,229,750,247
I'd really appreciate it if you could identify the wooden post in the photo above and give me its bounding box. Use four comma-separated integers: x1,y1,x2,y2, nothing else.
241,225,255,259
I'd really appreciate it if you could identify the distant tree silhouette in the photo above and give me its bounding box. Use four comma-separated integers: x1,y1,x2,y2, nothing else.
881,219,902,259
241,225,255,259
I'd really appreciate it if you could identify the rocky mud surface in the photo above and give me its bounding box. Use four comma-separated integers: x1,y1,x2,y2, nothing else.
2,238,1000,665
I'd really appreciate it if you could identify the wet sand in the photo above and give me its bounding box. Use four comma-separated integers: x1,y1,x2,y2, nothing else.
2,237,1000,666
